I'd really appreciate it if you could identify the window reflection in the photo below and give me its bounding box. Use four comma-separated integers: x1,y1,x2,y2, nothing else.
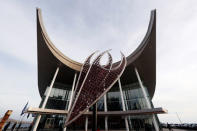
43,83,72,110
107,86,122,111
122,83,150,110
40,81,158,130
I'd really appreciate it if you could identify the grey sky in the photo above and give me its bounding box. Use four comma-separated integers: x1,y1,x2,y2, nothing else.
0,0,197,123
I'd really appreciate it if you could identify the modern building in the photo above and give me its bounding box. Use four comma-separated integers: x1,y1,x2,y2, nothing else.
34,8,166,130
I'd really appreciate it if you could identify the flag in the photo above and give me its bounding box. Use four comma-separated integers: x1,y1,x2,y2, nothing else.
20,101,28,116
27,113,30,118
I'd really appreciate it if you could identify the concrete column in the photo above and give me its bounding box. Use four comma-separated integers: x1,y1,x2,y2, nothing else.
32,67,59,131
92,103,97,131
104,95,108,131
124,91,132,129
118,79,129,131
64,72,77,131
85,112,88,131
134,68,159,131
68,73,77,111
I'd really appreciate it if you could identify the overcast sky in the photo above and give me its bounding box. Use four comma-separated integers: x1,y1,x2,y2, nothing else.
0,0,197,123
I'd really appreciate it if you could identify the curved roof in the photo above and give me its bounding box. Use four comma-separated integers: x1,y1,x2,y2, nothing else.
37,8,156,98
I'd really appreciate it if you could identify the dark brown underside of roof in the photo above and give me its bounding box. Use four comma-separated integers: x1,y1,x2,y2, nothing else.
37,9,156,99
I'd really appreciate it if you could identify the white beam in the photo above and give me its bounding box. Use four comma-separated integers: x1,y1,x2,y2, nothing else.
68,73,77,111
134,68,159,131
32,67,59,131
104,94,108,131
118,79,129,131
85,110,89,131
64,72,77,131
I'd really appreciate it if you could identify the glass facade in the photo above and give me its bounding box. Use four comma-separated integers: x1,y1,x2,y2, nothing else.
123,83,150,110
36,80,160,131
122,83,157,130
37,83,72,130
43,84,71,110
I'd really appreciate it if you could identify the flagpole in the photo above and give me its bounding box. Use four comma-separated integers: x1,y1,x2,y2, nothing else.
17,101,28,130
176,112,182,124
20,114,26,126
17,114,25,130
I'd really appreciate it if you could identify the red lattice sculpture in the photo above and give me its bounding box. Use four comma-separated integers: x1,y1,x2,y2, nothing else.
65,51,127,127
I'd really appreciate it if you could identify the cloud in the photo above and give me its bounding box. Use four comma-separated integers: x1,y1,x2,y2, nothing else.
0,1,39,121
0,1,37,65
0,53,40,121
0,0,197,123
151,0,197,123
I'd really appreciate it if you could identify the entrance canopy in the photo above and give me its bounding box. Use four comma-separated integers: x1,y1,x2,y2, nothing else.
26,107,167,116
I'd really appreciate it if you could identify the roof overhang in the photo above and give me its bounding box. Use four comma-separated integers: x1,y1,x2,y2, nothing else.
37,8,156,98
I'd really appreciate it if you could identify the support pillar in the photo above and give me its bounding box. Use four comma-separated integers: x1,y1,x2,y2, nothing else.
68,73,77,111
134,68,160,131
118,79,129,131
92,103,97,131
104,95,108,131
85,111,89,131
32,67,59,131
124,91,132,129
64,73,77,131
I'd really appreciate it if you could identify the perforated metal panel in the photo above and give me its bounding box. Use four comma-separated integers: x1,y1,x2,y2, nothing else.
65,51,127,126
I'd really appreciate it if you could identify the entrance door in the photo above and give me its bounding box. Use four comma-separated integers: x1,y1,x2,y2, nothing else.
44,118,55,128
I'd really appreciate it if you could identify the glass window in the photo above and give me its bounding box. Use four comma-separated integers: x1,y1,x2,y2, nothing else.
44,87,49,96
50,88,55,97
53,88,59,98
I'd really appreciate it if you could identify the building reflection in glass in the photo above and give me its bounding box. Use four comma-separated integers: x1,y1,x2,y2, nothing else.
36,81,159,130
